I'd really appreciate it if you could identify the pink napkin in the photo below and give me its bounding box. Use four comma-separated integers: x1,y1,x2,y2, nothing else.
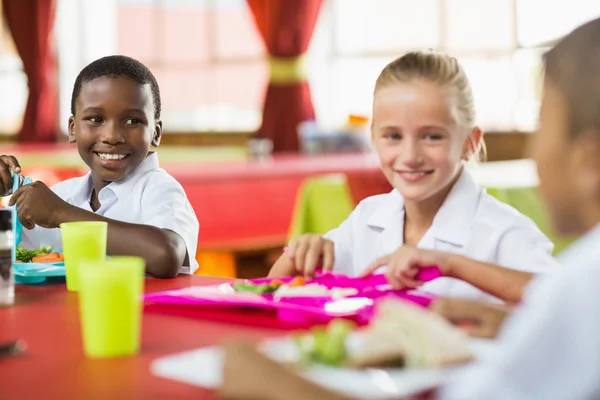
415,265,443,282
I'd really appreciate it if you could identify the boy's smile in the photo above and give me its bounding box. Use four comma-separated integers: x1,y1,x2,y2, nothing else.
68,76,162,192
94,150,132,169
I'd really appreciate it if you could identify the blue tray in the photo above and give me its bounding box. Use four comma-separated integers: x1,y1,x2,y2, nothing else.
8,174,66,284
13,261,65,284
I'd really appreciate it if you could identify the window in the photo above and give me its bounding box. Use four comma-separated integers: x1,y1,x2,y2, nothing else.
7,0,600,136
55,0,119,135
517,0,600,47
308,0,600,132
116,0,267,132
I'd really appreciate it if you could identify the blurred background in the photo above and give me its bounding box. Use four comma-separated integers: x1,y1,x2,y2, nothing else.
3,0,600,144
0,0,598,276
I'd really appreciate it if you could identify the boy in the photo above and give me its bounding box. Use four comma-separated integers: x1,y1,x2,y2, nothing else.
438,16,600,399
0,55,199,278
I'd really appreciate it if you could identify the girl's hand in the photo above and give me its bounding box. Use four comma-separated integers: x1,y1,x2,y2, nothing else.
362,245,450,289
286,234,335,278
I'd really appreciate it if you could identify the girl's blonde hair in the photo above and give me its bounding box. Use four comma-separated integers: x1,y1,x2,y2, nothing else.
374,50,486,162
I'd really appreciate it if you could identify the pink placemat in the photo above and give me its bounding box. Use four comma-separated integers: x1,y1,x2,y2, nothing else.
144,269,442,328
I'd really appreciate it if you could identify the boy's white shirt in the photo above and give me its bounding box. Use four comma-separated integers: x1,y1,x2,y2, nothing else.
440,223,600,400
323,168,559,301
20,152,200,274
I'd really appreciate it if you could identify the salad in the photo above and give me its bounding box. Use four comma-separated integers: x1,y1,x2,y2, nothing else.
291,299,475,369
15,246,64,263
233,277,357,298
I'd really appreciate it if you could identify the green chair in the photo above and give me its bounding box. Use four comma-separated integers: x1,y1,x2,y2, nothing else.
288,174,355,239
486,186,575,255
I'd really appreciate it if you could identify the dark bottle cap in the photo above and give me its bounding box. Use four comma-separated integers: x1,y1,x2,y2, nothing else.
0,209,12,231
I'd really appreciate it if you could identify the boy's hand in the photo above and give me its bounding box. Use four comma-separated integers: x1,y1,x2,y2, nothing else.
8,181,75,229
362,245,450,288
0,155,21,196
287,234,334,278
430,298,513,338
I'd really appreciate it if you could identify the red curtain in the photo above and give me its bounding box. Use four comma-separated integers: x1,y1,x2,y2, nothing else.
247,0,322,153
2,0,58,142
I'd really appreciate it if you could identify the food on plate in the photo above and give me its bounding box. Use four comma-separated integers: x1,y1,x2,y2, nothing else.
273,284,357,298
232,277,358,299
232,277,307,294
288,276,306,287
15,245,62,263
294,319,356,366
233,279,286,294
293,299,474,369
32,252,64,263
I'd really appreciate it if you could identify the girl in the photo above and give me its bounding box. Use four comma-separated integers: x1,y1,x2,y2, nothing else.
269,50,558,302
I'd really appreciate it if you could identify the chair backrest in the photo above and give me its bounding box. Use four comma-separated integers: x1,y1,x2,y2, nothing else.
288,174,355,239
485,186,575,255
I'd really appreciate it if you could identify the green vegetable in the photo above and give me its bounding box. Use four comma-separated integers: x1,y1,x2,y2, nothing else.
233,281,281,294
16,245,53,263
312,326,328,361
295,319,356,367
321,319,355,366
294,333,316,364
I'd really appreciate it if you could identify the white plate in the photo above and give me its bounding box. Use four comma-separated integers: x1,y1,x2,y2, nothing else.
150,336,494,399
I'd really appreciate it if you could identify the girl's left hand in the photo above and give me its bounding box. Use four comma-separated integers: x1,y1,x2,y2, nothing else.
361,245,451,289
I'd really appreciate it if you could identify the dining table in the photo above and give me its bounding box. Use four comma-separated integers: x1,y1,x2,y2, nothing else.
0,275,289,400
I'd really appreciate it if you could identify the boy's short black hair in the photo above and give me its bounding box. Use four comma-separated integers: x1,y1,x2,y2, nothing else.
70,55,161,120
544,17,600,138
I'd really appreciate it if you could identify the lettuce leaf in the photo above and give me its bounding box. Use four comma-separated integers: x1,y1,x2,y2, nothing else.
16,245,53,263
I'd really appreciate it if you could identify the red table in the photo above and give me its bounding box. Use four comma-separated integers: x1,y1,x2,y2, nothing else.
167,153,384,250
172,153,388,277
0,276,287,399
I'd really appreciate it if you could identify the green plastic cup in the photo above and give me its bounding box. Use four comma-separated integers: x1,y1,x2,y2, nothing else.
60,221,108,291
78,256,145,358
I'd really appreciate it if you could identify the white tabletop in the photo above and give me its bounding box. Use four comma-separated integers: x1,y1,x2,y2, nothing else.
151,338,495,399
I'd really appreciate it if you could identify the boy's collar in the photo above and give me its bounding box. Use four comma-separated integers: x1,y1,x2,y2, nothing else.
71,152,160,204
105,152,160,200
367,168,481,247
